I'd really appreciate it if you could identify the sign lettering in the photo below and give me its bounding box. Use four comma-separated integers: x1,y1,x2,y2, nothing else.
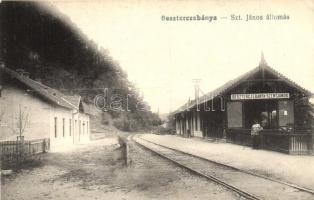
231,93,290,100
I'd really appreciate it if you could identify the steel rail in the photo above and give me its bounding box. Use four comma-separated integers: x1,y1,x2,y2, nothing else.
132,135,261,200
138,136,314,196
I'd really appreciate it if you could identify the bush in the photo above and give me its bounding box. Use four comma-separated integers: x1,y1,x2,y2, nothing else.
152,125,175,135
113,117,130,131
112,112,153,132
101,112,112,126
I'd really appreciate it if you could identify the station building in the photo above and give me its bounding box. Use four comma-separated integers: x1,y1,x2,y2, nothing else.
174,56,313,155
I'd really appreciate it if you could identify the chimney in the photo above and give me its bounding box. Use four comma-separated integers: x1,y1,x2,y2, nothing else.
35,78,42,83
16,68,30,78
16,68,25,75
22,72,30,78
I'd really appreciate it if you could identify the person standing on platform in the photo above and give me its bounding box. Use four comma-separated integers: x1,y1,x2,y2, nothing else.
251,120,263,149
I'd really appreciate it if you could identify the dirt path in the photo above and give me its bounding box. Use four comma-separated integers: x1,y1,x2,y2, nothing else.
2,137,239,200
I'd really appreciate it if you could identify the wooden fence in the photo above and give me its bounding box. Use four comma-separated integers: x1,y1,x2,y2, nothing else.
0,138,50,168
288,134,312,155
226,129,313,155
260,130,312,155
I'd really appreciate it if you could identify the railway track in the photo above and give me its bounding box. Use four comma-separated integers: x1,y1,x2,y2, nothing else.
132,134,314,200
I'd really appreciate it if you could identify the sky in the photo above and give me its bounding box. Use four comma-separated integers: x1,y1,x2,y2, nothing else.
45,0,314,114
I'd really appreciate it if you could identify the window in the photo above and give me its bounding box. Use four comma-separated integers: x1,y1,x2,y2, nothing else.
87,121,89,135
69,119,72,136
79,120,81,141
82,121,85,135
62,118,65,137
278,100,294,127
54,117,57,138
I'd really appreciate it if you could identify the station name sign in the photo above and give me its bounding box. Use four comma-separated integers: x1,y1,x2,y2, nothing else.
231,93,290,100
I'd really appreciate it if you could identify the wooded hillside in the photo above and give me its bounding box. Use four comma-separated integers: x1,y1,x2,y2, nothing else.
0,2,161,131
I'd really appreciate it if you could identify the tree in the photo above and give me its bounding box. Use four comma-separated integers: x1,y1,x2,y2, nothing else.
8,105,30,167
12,104,29,140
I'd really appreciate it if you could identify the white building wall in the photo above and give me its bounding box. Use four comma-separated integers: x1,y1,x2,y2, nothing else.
49,106,74,151
194,111,203,137
176,118,180,134
0,85,51,140
79,113,90,142
49,108,90,151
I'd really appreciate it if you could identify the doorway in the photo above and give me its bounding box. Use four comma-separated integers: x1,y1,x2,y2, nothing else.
244,100,278,129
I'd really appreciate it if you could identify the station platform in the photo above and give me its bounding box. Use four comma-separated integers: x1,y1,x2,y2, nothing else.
140,133,314,190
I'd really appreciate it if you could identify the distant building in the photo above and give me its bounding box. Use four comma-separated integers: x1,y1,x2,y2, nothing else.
173,55,313,154
0,64,90,151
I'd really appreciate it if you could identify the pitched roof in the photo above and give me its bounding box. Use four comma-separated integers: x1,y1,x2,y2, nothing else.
1,65,79,110
81,102,99,116
174,62,313,114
